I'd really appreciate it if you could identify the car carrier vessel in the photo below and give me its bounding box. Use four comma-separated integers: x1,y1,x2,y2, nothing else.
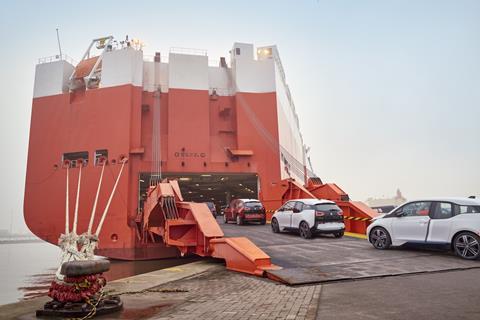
24,36,377,260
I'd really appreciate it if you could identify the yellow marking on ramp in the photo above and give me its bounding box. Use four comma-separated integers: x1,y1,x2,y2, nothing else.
344,232,367,239
164,267,184,272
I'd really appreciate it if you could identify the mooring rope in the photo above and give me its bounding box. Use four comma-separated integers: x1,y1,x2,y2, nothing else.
72,163,83,235
95,159,127,237
65,166,70,234
87,160,106,235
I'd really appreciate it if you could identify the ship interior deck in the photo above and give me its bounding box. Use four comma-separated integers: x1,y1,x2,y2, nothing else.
138,173,259,211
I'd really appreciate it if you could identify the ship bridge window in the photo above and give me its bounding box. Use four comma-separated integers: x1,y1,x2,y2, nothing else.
95,149,108,165
63,151,88,168
257,48,272,58
235,48,240,55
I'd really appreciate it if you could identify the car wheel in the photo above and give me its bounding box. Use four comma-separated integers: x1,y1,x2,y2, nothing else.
236,215,243,225
334,231,344,238
223,214,228,224
271,218,280,233
299,221,312,239
369,227,391,250
453,232,480,260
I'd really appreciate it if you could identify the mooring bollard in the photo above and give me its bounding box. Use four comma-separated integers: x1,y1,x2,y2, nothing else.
36,259,122,318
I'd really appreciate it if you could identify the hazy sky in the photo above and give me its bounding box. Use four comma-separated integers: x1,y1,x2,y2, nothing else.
0,1,479,232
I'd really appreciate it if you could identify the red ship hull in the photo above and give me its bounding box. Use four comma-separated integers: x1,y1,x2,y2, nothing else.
25,86,287,259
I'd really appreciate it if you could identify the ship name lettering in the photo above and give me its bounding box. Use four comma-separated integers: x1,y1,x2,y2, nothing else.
174,152,206,158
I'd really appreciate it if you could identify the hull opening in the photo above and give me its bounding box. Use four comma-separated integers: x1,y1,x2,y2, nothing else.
139,173,259,212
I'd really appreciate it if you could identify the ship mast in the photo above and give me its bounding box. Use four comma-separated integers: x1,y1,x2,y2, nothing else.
56,28,62,58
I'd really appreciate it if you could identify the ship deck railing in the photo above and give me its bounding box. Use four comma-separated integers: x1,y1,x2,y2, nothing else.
143,54,227,68
38,54,76,65
170,47,207,56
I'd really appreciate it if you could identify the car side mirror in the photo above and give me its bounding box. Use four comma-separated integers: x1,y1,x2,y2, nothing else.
293,208,300,213
395,211,404,217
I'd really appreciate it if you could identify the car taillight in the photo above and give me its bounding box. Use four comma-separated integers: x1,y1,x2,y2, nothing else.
315,211,325,217
338,210,343,216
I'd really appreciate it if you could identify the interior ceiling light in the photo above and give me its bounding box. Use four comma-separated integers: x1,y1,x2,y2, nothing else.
179,177,191,181
201,174,211,177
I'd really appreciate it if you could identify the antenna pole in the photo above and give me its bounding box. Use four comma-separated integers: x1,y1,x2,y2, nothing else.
56,28,62,57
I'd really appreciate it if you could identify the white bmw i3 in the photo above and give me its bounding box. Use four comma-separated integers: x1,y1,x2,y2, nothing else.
367,197,480,260
271,199,345,239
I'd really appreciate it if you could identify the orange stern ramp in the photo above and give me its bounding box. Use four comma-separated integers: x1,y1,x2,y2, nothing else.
210,237,280,276
143,180,280,278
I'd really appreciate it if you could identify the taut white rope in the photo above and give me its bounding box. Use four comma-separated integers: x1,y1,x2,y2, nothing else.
72,163,83,235
87,161,106,235
57,163,86,279
65,166,70,234
95,159,127,236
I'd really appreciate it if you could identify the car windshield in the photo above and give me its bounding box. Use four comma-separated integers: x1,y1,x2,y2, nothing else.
311,203,341,212
245,201,262,208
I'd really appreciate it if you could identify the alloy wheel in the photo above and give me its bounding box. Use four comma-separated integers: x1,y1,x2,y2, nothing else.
370,228,390,249
299,222,312,239
455,233,480,259
271,218,279,233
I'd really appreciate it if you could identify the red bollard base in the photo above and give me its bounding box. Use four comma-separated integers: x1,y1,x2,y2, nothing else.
36,295,122,318
37,261,122,318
